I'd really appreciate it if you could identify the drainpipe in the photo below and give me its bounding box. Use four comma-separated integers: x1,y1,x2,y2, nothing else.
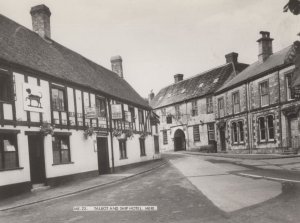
107,98,115,172
246,83,251,154
277,71,283,149
185,101,189,150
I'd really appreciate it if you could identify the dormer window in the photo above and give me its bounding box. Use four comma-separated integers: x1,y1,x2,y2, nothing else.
213,78,219,83
198,83,204,88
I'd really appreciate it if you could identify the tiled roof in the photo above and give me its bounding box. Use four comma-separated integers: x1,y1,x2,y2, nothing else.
150,62,248,109
217,44,296,93
0,14,149,108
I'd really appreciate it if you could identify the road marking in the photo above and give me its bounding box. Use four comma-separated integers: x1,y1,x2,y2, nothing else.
238,173,300,183
65,216,84,222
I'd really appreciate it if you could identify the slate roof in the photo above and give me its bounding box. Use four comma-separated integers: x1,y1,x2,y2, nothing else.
150,62,248,109
0,14,149,108
217,43,298,93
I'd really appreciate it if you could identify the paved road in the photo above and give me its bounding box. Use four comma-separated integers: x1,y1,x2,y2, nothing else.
1,153,300,223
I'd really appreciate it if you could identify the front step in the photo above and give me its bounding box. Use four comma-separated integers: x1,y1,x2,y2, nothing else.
31,183,50,192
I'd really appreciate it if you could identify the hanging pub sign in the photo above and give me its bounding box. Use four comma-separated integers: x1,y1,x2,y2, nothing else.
23,83,45,113
85,106,97,119
111,104,123,119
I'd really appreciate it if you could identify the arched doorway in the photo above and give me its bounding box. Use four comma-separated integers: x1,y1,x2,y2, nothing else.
174,129,186,151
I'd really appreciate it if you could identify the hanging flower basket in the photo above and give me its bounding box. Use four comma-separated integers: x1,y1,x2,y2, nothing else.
112,129,134,140
84,126,95,138
40,123,55,136
140,132,149,139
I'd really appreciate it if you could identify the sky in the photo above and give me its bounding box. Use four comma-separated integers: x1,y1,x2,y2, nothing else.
0,0,299,99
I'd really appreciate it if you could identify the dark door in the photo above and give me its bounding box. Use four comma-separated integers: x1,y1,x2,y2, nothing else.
28,135,46,184
220,127,226,151
174,129,186,151
154,136,159,154
97,137,110,174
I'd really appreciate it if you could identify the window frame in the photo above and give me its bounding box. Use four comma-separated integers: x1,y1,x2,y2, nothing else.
52,135,71,165
0,72,14,103
218,97,225,117
231,120,245,145
191,100,198,117
0,133,19,170
257,114,275,143
51,86,67,112
207,123,215,141
163,130,168,145
96,97,107,118
139,138,146,156
138,109,144,124
174,104,181,119
206,96,214,114
232,91,240,114
193,125,200,142
285,73,295,101
119,139,127,159
259,80,270,107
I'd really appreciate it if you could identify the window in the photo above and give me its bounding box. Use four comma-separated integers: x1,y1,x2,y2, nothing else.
206,97,213,114
52,135,71,164
286,73,295,100
193,125,200,142
119,140,127,159
138,110,144,124
259,81,269,107
191,100,198,116
175,105,180,119
0,73,13,102
0,134,19,170
51,87,66,111
232,122,238,143
161,108,166,123
207,123,215,140
139,138,146,156
258,117,266,141
231,121,244,144
238,121,244,142
232,92,240,114
218,98,225,117
129,106,135,123
267,115,274,140
96,97,106,117
166,115,172,124
163,130,168,145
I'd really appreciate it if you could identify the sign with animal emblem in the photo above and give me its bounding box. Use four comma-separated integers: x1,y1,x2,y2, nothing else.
23,83,45,112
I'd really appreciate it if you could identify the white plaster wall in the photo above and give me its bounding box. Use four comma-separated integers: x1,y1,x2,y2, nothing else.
45,130,98,178
0,126,31,186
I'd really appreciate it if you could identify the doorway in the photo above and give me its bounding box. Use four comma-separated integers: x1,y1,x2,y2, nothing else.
97,137,110,174
154,135,159,154
219,126,226,151
288,117,300,149
28,135,46,184
174,129,186,151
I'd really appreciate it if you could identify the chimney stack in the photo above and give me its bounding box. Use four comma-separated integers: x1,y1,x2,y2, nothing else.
30,4,51,39
225,52,238,64
174,74,184,83
148,90,155,102
257,31,273,62
110,55,123,78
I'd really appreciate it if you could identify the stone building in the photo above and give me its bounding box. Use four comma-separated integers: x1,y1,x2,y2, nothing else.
150,55,248,152
215,31,300,154
0,5,160,198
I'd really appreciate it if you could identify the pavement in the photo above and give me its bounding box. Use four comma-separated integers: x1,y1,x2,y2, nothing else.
168,154,283,212
0,158,167,211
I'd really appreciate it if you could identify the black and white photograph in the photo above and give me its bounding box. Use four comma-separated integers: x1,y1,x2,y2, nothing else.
0,0,300,222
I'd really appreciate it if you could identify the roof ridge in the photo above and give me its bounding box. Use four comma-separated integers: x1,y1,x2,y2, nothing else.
157,63,233,92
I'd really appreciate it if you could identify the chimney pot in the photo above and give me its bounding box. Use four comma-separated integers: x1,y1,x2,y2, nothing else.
174,74,184,83
149,90,155,102
110,55,123,78
30,4,51,38
257,31,273,62
225,52,238,64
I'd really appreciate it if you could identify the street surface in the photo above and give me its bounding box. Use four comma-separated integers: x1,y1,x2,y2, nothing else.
1,153,300,223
